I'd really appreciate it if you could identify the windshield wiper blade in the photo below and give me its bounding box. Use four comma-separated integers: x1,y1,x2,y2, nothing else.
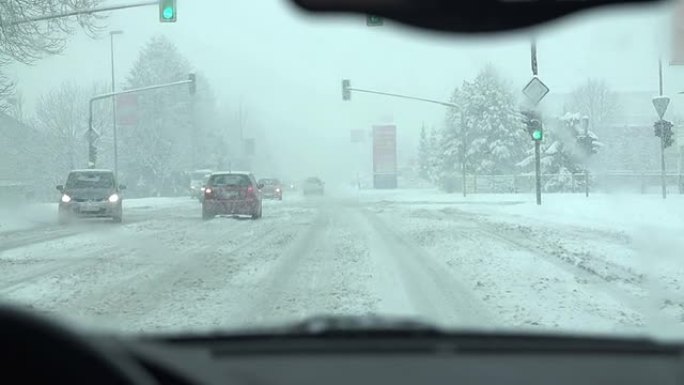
282,315,443,336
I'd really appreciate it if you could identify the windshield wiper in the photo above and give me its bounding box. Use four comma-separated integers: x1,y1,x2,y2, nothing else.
145,315,682,356
282,315,442,336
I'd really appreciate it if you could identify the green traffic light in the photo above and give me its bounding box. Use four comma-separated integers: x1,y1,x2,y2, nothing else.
162,6,174,19
532,130,543,141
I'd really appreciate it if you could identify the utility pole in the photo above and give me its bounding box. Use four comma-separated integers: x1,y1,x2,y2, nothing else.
110,30,123,181
582,116,590,197
531,38,542,205
461,112,467,197
659,57,667,199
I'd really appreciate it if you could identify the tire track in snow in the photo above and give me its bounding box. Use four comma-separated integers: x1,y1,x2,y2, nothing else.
44,204,318,332
234,202,390,327
371,203,654,331
357,207,495,329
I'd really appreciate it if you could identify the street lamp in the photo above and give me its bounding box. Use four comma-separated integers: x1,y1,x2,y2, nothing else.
110,30,123,181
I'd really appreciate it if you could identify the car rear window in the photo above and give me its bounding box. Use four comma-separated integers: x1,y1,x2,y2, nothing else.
209,174,251,186
66,172,114,188
259,179,279,185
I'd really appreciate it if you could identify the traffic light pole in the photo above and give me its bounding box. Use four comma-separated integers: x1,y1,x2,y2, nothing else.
8,1,158,26
346,87,458,108
584,121,590,198
87,77,195,168
531,38,542,205
659,58,667,200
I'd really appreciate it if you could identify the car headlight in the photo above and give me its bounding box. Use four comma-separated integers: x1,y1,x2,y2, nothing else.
61,194,71,203
275,188,281,193
108,193,120,203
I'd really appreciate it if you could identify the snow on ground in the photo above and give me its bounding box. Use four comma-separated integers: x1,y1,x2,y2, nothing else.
1,189,684,339
355,188,684,337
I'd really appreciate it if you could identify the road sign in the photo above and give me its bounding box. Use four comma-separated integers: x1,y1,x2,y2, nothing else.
522,77,550,106
372,125,397,189
652,96,670,119
83,128,100,143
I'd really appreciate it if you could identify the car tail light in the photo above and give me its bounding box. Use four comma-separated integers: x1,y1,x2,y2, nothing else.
246,185,256,198
204,188,213,198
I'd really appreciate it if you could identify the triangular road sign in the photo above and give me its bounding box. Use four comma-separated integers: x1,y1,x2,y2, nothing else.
652,96,670,119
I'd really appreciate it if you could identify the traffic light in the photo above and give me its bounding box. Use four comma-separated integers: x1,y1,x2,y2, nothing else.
522,110,543,141
159,0,177,23
655,120,675,148
366,15,384,26
577,135,596,155
89,144,97,168
188,73,196,95
342,79,351,101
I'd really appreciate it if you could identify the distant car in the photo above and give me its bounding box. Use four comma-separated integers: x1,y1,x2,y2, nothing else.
258,178,283,200
57,169,126,224
202,172,263,220
302,177,324,195
189,169,212,200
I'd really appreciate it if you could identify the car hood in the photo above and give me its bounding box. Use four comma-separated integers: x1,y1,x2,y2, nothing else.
63,187,116,200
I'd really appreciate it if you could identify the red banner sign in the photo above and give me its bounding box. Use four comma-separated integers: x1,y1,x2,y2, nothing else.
672,0,684,65
116,94,139,125
372,125,397,174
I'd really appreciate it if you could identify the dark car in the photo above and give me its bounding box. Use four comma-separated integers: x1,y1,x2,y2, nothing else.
57,169,126,224
302,177,324,195
258,178,283,200
202,172,263,220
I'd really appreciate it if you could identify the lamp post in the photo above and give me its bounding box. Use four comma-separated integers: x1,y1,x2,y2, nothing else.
110,30,123,180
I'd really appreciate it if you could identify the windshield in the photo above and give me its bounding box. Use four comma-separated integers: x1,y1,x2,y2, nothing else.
2,0,684,340
210,174,250,186
65,172,114,189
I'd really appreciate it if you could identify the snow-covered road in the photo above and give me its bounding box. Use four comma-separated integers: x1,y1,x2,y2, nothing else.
1,192,683,337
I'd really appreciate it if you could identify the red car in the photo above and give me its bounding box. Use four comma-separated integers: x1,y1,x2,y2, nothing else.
202,172,263,220
258,178,283,200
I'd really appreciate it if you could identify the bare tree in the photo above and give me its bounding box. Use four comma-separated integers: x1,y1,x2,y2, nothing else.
34,81,110,179
0,1,105,105
568,79,618,132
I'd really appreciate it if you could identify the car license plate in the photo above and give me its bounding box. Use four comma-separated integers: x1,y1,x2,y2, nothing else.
224,191,237,199
81,202,100,212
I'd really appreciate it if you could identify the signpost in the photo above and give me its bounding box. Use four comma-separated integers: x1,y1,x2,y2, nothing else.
523,39,548,206
654,57,669,199
372,125,397,189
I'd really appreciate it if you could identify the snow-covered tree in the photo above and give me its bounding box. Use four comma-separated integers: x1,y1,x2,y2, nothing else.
433,86,466,192
460,66,527,175
121,35,222,196
417,124,430,181
517,112,603,192
427,126,441,184
567,79,618,134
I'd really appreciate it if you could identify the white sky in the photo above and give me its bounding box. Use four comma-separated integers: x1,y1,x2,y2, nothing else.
6,0,684,182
